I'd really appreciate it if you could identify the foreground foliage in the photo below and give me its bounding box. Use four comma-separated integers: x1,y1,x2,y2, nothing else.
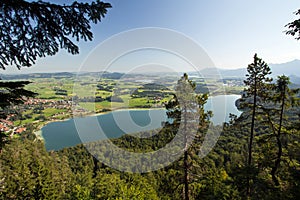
0,0,111,70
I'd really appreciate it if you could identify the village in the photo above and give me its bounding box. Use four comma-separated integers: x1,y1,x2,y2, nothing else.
0,98,73,138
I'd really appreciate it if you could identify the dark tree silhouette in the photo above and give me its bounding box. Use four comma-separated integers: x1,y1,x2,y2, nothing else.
286,9,300,40
0,0,111,70
0,81,36,110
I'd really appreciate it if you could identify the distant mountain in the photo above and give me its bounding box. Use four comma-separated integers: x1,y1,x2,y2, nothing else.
269,59,300,77
188,68,242,79
290,75,300,85
201,59,300,80
218,68,247,78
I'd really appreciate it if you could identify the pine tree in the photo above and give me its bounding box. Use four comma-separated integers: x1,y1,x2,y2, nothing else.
243,54,272,196
165,73,211,200
265,75,299,186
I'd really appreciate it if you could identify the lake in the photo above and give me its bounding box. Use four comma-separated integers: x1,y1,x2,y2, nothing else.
41,95,241,151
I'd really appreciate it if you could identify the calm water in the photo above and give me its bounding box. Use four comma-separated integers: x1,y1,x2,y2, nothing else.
205,94,241,124
42,95,241,150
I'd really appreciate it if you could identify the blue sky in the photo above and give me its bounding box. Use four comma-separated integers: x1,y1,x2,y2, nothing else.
4,0,300,73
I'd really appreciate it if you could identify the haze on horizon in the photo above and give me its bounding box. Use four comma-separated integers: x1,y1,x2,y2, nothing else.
2,0,300,74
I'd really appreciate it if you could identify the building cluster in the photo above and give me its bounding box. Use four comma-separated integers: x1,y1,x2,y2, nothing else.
24,99,73,110
0,118,26,137
0,98,73,137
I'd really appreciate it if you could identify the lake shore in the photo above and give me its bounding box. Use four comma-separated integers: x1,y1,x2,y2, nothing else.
34,94,242,142
33,107,166,141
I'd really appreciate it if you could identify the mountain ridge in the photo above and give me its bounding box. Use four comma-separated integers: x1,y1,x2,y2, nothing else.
206,59,300,78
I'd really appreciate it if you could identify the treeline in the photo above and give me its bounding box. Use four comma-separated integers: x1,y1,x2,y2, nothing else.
74,95,124,103
131,83,172,98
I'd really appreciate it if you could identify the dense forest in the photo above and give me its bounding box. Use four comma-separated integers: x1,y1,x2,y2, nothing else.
0,55,299,199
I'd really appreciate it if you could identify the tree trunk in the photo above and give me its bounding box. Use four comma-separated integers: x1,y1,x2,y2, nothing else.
184,150,189,200
271,85,286,186
247,79,257,197
183,105,189,200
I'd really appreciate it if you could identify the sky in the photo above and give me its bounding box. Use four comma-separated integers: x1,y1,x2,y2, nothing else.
3,0,300,73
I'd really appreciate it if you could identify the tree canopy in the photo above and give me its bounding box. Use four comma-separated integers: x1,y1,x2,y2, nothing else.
0,0,111,70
